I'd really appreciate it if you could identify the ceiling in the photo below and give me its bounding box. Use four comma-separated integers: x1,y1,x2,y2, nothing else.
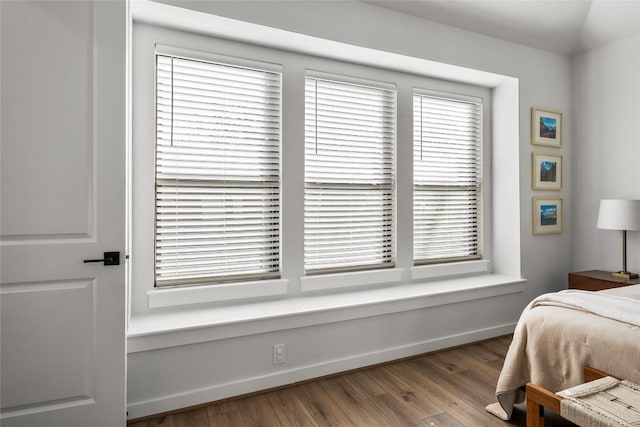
364,0,640,54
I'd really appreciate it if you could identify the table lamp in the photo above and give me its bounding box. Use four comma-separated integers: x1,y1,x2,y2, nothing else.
596,199,640,279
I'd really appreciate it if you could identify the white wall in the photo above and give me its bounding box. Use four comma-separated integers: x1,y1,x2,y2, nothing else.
571,34,640,273
127,0,573,418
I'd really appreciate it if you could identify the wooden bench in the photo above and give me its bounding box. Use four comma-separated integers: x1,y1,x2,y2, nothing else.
525,366,613,427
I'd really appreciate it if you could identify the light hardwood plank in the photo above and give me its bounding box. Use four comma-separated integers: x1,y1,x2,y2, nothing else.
174,408,209,427
234,394,277,427
264,388,318,426
367,365,445,419
479,337,510,358
144,415,174,427
461,342,501,363
208,410,246,427
206,400,238,417
367,393,424,427
422,412,467,427
342,370,387,399
318,377,390,426
294,381,354,426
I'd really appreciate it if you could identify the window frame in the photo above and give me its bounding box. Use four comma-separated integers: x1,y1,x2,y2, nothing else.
152,44,284,287
412,89,484,266
303,71,397,276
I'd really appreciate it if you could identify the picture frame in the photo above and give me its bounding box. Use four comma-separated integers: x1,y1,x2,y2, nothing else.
532,197,562,235
532,152,562,190
531,107,562,147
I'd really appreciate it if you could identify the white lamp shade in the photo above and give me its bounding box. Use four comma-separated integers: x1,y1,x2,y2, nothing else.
596,199,640,231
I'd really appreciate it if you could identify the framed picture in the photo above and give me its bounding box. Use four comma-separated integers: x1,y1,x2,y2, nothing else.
533,197,562,235
532,107,562,147
532,152,562,190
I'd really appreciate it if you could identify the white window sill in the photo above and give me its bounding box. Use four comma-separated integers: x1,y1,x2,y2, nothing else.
129,273,525,353
147,279,289,309
411,260,490,281
300,268,403,293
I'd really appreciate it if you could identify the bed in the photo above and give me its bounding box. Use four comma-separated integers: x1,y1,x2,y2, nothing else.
486,284,640,421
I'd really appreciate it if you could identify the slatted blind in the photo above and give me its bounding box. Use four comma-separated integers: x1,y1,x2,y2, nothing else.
413,93,481,264
304,76,395,273
155,54,281,286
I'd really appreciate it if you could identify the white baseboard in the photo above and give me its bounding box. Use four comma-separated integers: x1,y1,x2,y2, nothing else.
126,322,516,419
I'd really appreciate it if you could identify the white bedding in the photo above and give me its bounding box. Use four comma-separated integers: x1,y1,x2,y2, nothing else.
487,284,640,420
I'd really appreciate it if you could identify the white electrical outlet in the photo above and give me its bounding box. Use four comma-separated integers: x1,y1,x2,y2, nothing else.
273,344,286,364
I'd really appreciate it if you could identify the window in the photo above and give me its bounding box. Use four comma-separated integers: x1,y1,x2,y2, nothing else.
413,93,482,264
304,75,395,274
154,53,281,286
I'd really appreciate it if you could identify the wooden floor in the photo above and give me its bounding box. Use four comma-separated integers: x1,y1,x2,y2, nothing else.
128,336,575,427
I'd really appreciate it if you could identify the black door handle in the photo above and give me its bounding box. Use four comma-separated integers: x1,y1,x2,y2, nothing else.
84,251,120,266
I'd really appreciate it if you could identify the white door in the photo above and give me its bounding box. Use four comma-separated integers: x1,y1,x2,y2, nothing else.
0,1,126,426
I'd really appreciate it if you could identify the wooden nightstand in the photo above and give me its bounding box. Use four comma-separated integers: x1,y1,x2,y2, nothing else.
568,270,640,291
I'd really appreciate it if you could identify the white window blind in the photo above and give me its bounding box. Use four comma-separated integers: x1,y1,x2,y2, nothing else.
304,76,395,273
413,93,481,264
155,54,281,286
